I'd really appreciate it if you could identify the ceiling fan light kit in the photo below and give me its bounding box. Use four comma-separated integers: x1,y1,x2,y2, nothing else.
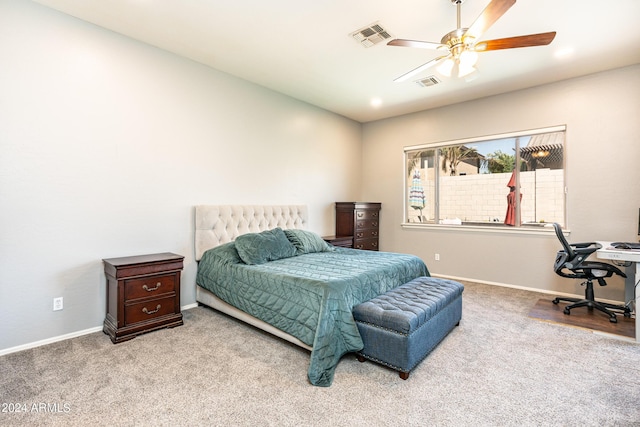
438,49,479,78
389,0,556,83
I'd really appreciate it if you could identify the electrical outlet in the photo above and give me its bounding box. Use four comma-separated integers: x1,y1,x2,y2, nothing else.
53,297,63,311
435,253,440,261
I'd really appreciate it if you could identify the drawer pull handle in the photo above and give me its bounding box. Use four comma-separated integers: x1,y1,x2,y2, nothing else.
372,231,378,236
372,222,378,227
357,212,364,218
143,283,162,292
142,305,161,315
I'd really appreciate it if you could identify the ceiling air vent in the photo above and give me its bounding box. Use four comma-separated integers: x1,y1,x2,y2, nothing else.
351,22,392,48
415,76,441,87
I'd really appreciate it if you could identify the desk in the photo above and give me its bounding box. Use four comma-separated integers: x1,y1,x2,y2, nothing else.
596,242,639,342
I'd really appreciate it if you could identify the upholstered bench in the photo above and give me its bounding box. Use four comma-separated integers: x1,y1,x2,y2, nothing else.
352,276,464,380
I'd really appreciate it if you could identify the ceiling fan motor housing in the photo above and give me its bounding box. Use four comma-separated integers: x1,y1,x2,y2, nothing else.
442,28,470,47
441,28,474,59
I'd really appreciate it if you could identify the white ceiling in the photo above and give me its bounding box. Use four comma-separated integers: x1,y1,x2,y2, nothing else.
33,0,640,123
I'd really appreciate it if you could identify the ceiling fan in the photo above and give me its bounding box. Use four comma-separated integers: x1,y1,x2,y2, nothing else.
388,0,556,82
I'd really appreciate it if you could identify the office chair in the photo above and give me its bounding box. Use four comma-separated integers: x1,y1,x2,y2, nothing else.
551,223,631,323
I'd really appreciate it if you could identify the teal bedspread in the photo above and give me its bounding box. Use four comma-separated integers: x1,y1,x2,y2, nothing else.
196,245,429,386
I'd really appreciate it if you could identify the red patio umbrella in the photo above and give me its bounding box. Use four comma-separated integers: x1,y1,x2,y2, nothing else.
504,170,521,226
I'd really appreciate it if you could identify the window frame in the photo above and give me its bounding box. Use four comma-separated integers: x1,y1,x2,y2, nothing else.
402,125,567,234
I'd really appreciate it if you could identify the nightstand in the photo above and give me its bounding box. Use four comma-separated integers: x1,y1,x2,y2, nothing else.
322,235,354,248
103,253,184,343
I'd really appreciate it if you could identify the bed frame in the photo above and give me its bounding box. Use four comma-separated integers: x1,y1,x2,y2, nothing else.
194,205,313,350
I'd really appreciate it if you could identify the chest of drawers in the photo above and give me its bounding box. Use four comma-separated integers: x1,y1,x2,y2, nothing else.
335,202,381,251
103,253,184,343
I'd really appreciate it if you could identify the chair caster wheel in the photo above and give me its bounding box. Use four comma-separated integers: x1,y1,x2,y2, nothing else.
623,312,631,318
552,299,559,305
563,308,570,315
609,317,617,323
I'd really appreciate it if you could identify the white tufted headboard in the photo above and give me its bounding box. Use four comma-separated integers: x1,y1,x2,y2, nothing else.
194,205,308,260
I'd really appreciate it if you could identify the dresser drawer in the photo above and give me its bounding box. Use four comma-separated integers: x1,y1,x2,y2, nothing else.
355,229,379,239
355,218,379,230
125,295,177,326
125,274,176,301
355,210,380,221
354,238,379,251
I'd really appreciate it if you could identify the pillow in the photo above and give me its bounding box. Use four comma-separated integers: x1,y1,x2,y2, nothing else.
202,241,243,265
284,229,336,255
234,228,297,265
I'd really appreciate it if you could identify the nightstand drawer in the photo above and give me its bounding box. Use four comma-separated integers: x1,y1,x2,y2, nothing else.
323,235,353,248
125,274,176,301
125,295,177,325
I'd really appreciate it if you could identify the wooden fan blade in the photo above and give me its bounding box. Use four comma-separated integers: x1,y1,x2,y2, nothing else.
464,0,516,42
474,32,556,51
393,56,448,82
388,39,445,50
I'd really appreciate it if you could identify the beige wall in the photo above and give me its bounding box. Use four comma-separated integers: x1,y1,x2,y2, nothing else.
0,1,362,352
362,64,640,299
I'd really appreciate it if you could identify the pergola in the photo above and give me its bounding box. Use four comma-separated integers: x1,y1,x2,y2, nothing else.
520,132,564,170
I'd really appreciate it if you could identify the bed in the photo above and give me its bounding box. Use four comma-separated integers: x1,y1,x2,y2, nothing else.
194,205,429,386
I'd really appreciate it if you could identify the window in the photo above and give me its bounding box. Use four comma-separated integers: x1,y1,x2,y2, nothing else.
404,126,565,229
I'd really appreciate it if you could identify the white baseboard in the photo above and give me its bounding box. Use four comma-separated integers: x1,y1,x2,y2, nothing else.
182,302,199,311
431,273,626,306
0,303,199,357
0,326,104,357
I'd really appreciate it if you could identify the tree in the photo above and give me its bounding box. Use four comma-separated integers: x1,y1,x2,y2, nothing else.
486,150,515,174
440,146,478,176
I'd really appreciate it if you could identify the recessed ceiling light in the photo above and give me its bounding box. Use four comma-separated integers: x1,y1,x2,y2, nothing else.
554,47,574,59
370,98,383,108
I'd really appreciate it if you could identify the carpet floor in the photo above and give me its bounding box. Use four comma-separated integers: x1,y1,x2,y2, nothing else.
1,282,639,426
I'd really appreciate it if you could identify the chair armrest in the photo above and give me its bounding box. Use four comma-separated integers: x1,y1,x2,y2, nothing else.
570,242,600,256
